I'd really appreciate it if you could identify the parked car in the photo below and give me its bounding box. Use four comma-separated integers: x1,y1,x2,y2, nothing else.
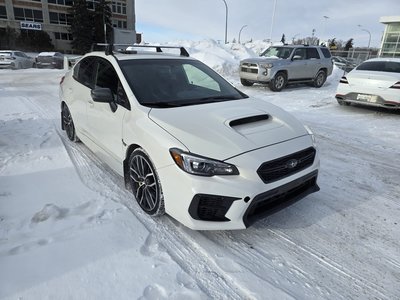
59,45,320,230
0,50,35,69
239,45,333,91
36,52,64,69
336,58,400,109
332,56,358,73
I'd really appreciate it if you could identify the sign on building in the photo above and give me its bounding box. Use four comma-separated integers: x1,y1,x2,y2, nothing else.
20,22,42,31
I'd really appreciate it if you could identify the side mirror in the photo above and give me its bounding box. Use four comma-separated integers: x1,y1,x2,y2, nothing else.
292,55,302,61
91,88,113,103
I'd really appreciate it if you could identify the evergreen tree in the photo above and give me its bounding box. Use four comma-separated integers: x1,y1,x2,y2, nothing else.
16,30,54,51
344,38,354,51
93,0,112,44
70,0,94,54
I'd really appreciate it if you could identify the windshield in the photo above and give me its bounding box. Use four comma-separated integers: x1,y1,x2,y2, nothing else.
260,47,293,59
356,61,400,73
120,59,247,108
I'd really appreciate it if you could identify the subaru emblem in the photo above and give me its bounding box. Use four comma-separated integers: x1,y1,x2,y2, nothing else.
286,159,298,169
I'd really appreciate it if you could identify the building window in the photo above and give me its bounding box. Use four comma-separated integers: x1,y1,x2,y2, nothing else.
0,6,7,19
112,1,126,15
49,11,72,25
87,0,99,10
48,0,73,5
13,7,43,22
54,32,73,40
381,23,400,58
112,20,127,29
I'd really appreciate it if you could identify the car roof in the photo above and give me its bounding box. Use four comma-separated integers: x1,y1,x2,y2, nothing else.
363,57,400,63
271,45,325,49
85,51,194,61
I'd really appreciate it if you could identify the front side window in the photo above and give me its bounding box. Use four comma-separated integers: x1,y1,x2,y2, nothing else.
75,57,96,88
120,59,247,108
95,59,130,110
293,48,306,60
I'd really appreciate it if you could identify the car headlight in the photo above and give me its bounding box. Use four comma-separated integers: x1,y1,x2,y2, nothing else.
170,148,239,176
260,63,273,69
304,125,316,146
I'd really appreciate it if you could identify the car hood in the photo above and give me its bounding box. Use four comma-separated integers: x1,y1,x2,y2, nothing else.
148,98,308,160
348,70,400,88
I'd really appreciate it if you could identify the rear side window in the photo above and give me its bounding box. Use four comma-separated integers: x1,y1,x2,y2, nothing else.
356,61,400,73
306,48,320,59
75,57,96,88
320,48,332,58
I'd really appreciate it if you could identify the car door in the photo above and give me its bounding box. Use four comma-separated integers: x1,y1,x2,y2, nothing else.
85,58,129,170
287,48,308,79
70,56,97,137
305,48,322,77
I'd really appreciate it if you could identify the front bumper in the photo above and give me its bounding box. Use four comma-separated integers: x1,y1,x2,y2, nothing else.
239,64,273,83
158,135,319,230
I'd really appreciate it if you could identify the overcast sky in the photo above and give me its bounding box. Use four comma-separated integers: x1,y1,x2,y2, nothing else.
136,0,399,48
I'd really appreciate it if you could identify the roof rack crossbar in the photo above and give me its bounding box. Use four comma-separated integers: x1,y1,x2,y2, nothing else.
92,44,190,57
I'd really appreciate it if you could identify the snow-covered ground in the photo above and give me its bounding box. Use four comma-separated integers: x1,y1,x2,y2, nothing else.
1,41,399,300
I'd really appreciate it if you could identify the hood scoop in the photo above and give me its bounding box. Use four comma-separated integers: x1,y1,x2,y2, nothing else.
229,114,270,128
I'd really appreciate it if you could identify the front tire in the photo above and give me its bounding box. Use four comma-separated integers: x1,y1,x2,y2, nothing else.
269,72,287,92
129,149,165,216
313,70,327,88
240,78,254,86
62,104,78,142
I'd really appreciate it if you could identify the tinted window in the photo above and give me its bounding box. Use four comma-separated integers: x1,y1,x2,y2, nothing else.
356,61,400,73
293,48,306,60
95,58,130,110
306,48,320,59
76,57,96,88
320,48,332,58
120,59,247,108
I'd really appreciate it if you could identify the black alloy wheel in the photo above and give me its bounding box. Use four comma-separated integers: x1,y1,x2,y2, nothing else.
129,149,165,216
62,104,78,142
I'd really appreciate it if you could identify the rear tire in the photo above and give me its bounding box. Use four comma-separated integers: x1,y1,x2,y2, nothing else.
269,72,287,92
240,79,254,86
337,99,351,106
313,70,327,88
129,148,165,216
62,104,79,142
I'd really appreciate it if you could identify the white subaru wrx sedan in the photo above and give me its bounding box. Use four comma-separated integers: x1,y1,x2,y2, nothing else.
336,58,400,109
59,45,319,230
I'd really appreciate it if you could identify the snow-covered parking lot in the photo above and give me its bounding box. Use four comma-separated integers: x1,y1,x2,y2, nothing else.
1,42,399,299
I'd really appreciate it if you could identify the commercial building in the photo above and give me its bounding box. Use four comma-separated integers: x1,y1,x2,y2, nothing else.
0,0,136,52
379,16,400,58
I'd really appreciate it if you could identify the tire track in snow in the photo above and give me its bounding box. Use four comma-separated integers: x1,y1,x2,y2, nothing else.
21,86,254,299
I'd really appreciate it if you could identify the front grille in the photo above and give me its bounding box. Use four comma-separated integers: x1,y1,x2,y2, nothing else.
257,147,316,183
243,170,319,227
241,63,258,74
241,67,258,74
188,194,240,222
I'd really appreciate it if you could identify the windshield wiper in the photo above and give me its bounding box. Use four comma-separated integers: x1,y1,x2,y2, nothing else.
197,95,238,102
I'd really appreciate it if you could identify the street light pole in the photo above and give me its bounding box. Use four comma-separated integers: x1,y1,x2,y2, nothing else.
221,0,228,44
238,25,248,44
269,0,277,43
323,15,329,41
358,25,371,49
